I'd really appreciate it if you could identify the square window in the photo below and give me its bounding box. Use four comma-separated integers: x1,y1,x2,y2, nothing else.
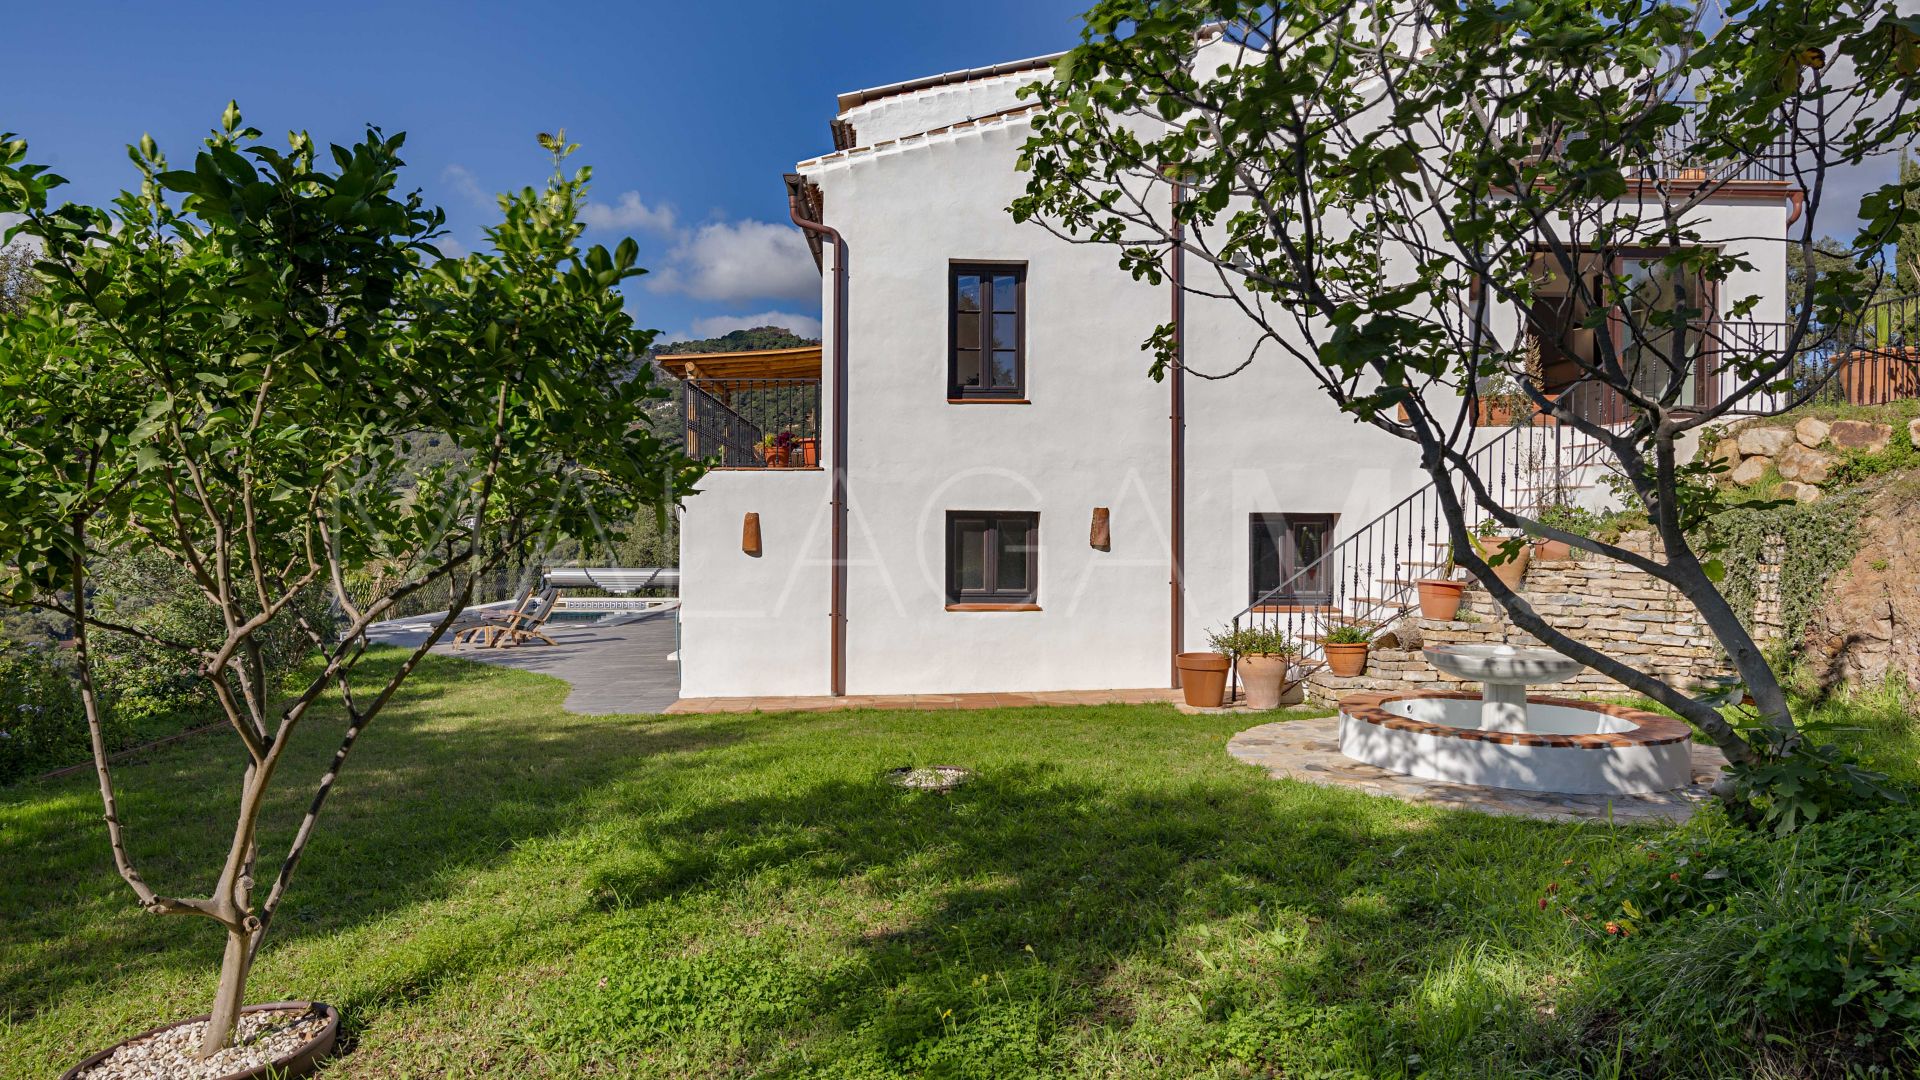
950,264,1025,399
1249,513,1337,606
946,511,1039,605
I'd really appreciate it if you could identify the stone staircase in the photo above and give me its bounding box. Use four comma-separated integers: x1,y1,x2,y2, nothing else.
1305,541,1736,706
1229,421,1618,668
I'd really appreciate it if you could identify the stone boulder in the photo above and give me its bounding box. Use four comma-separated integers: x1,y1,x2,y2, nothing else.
1795,417,1831,447
1776,480,1822,504
1776,442,1836,485
1737,425,1796,457
1729,456,1772,486
1708,437,1742,477
1829,419,1893,454
1802,485,1920,693
1909,416,1920,449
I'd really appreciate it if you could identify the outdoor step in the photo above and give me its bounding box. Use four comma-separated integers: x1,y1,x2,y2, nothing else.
1302,623,1387,642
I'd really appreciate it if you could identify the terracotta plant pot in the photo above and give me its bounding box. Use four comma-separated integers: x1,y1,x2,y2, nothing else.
1175,651,1230,708
1532,537,1573,561
1476,400,1517,427
1416,579,1467,621
1323,642,1369,678
62,1001,340,1080
796,437,819,467
763,444,791,468
1238,653,1301,710
1471,534,1531,591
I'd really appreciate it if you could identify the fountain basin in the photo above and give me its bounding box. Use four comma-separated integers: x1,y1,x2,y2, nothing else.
1422,643,1586,684
1337,691,1693,795
1422,644,1587,732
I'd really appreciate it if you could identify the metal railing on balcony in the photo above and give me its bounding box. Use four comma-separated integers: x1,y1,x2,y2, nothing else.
680,378,822,469
1712,294,1920,413
1491,101,1795,184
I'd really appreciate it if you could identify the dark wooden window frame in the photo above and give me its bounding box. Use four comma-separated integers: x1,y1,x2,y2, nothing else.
948,262,1027,400
945,510,1039,607
1518,243,1723,416
1248,513,1337,607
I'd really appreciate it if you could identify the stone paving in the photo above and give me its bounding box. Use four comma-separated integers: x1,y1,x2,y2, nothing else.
370,608,682,715
1227,715,1729,823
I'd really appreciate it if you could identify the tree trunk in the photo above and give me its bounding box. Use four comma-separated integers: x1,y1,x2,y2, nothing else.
200,924,255,1058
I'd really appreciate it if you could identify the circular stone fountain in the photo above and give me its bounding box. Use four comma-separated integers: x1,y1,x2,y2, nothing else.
1336,644,1694,795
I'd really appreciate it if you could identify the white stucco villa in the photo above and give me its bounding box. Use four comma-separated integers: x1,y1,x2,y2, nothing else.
669,43,1805,701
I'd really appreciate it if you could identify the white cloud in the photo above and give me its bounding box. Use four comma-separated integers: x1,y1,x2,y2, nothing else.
432,234,468,259
658,310,823,346
441,164,491,210
649,219,819,303
580,191,677,235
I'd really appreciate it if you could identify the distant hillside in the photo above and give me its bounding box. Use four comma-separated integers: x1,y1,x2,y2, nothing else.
653,325,818,355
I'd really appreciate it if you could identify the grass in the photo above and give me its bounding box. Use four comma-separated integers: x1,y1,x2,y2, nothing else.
1765,396,1920,430
0,653,1891,1078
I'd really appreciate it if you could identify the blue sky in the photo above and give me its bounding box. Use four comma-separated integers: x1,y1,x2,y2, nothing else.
8,1,1898,345
5,0,1092,345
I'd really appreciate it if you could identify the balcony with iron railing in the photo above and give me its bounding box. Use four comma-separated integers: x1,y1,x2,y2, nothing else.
1492,101,1797,184
680,377,822,469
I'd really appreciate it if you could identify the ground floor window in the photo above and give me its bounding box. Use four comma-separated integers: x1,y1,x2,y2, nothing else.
947,511,1038,606
1250,513,1335,606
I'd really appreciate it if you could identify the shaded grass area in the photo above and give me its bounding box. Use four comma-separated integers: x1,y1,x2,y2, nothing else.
0,652,1828,1078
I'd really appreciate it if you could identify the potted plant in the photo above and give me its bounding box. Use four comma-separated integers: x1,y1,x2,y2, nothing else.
1175,647,1231,708
1211,626,1302,709
1475,373,1532,427
796,435,820,467
761,431,792,468
1415,546,1466,621
1529,502,1597,561
1321,623,1372,678
1468,518,1531,590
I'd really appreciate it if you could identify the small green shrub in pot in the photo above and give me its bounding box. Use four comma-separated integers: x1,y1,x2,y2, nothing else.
1206,625,1297,658
1212,627,1301,710
1321,624,1372,678
1322,625,1372,646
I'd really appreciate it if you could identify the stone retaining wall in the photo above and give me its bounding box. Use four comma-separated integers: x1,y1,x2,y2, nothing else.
1307,534,1759,705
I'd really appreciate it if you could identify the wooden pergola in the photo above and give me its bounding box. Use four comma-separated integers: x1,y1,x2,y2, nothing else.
654,345,822,382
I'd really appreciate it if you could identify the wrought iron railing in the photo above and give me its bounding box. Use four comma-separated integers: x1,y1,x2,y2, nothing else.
1220,299,1919,695
1820,292,1920,406
1491,100,1795,183
680,378,822,469
1712,295,1920,413
1226,409,1614,686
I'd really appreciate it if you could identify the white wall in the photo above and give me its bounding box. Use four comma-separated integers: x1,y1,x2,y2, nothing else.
807,117,1176,694
677,469,832,698
677,75,1794,699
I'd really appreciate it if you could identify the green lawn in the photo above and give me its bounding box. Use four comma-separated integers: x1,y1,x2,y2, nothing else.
2,654,1694,1078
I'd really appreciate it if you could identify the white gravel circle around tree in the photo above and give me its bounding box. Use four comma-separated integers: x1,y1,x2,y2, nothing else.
75,1007,329,1080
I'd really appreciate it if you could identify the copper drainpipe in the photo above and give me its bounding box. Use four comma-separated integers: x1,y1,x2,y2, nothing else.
787,176,849,696
1169,176,1187,687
